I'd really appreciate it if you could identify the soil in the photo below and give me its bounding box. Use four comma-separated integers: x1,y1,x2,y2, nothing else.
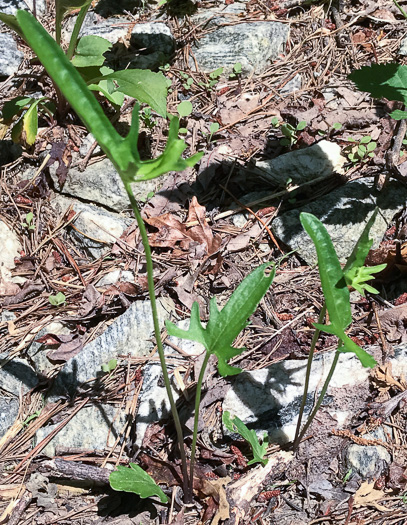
2,0,407,523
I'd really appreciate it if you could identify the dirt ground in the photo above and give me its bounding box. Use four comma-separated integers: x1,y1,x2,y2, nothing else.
2,0,407,523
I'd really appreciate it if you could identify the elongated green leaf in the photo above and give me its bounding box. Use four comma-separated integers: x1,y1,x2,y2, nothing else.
223,411,268,466
0,13,25,39
166,263,275,376
109,463,168,503
300,213,351,330
343,208,378,274
390,109,407,120
71,35,112,67
97,70,168,117
23,100,39,145
349,63,407,105
313,323,376,368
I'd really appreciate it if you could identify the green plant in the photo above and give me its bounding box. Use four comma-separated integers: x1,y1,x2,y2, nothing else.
229,62,242,80
198,67,223,90
166,262,275,487
179,71,194,91
109,463,168,503
48,291,66,307
101,358,117,373
0,1,168,133
223,411,268,466
140,107,157,130
2,96,55,146
271,117,307,147
21,211,35,231
16,8,203,502
293,210,385,450
343,135,377,164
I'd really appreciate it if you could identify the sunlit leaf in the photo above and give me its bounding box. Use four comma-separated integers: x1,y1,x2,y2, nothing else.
223,411,268,466
109,463,168,503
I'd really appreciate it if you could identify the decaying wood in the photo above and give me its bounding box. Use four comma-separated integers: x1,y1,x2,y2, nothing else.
38,458,110,485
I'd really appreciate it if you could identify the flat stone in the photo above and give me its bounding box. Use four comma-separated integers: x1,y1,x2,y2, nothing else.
0,397,19,438
95,269,135,288
0,354,38,396
50,194,132,258
49,298,174,400
346,428,391,480
0,33,23,77
222,350,373,444
191,21,289,76
272,178,407,265
399,36,407,56
0,0,46,16
49,158,157,213
62,12,128,45
255,140,346,187
35,404,127,457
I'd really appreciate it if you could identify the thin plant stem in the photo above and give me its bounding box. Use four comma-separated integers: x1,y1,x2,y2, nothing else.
293,304,326,450
393,0,407,20
294,347,341,448
189,351,210,490
66,4,91,60
124,182,191,503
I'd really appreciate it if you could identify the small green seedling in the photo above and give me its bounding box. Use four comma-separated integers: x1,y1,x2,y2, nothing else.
101,359,117,373
22,410,41,427
344,136,377,164
109,463,168,503
229,62,242,80
317,122,342,137
223,411,268,466
140,107,157,130
198,67,224,90
343,468,353,484
21,211,35,231
179,71,194,91
271,118,307,147
48,291,66,307
202,121,220,144
177,100,193,118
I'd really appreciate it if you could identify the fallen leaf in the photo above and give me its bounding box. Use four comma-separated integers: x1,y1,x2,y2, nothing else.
36,333,84,363
353,481,389,512
378,304,407,343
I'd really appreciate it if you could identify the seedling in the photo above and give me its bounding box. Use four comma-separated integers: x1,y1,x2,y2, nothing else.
179,71,194,91
223,411,268,466
271,117,307,147
177,100,193,118
21,211,35,231
140,107,157,130
48,291,66,307
317,121,342,137
101,358,117,373
198,67,224,90
229,62,242,80
343,136,377,164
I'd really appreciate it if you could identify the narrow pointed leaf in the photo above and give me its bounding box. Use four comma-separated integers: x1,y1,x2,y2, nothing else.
223,411,268,466
166,263,275,376
109,463,168,503
300,213,351,330
22,100,39,145
0,13,25,39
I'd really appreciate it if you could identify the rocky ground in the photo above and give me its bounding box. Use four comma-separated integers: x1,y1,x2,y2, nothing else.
1,0,407,523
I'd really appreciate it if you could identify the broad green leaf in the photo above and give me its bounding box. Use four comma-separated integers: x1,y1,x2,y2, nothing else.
313,323,376,368
223,411,268,466
96,69,168,117
71,35,112,67
166,263,275,376
349,63,407,106
2,97,34,123
88,81,125,107
109,463,168,503
177,100,193,118
48,292,66,306
300,213,351,331
101,358,117,373
0,13,25,39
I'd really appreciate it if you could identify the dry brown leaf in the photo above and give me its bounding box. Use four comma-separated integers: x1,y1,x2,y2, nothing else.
353,481,389,512
372,362,404,391
378,304,407,343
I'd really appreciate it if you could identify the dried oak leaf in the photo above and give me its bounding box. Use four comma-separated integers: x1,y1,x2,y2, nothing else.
353,481,389,512
378,304,407,343
145,196,221,259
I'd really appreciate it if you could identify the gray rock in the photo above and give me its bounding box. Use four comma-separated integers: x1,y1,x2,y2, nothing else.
62,12,128,45
255,140,345,187
50,158,157,213
0,310,16,323
191,2,246,28
0,219,23,295
0,0,46,16
95,269,135,287
0,33,23,77
49,298,173,400
272,178,407,265
0,397,19,438
0,354,38,396
399,36,407,56
280,73,302,94
50,194,132,258
222,350,372,444
346,429,391,480
191,21,289,76
79,133,101,157
35,404,127,457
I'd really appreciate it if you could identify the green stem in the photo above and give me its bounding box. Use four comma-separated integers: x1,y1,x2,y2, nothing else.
393,0,407,20
124,183,191,503
293,304,326,451
189,351,210,491
294,347,341,448
66,4,91,60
